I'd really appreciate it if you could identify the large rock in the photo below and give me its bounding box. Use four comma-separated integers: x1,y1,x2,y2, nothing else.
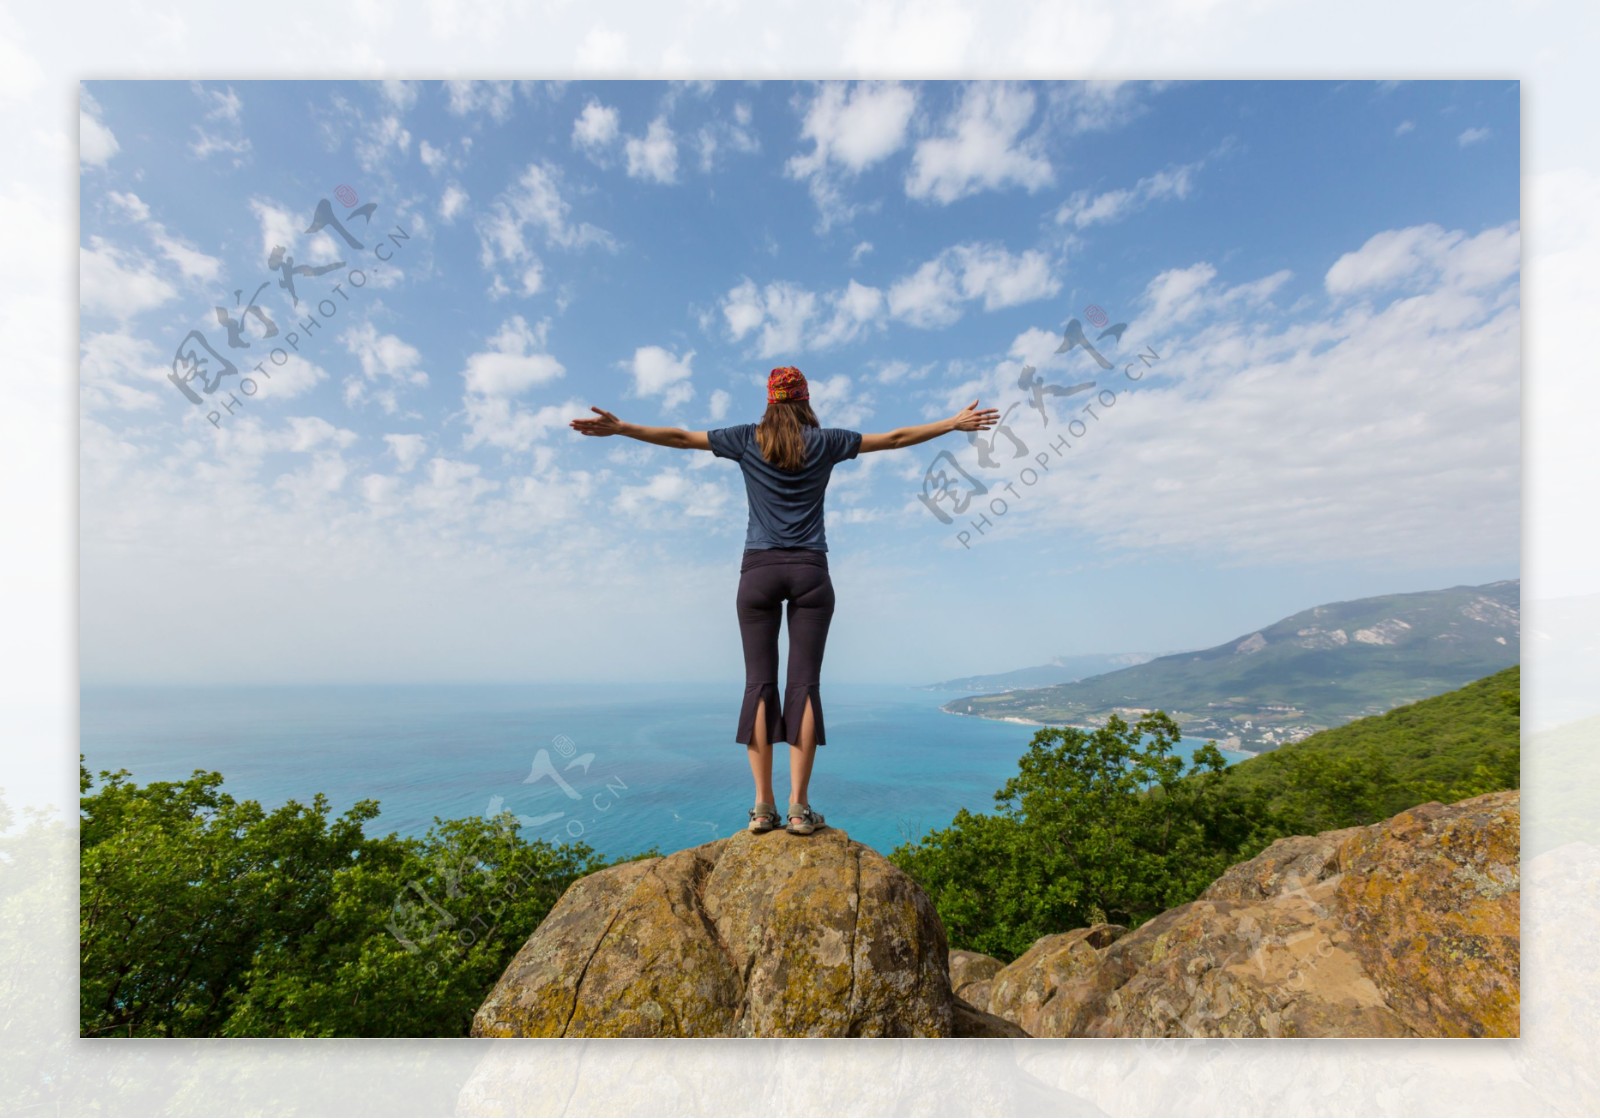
977,790,1520,1038
471,826,952,1037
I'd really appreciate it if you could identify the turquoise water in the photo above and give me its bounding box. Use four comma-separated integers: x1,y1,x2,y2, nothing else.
78,682,1249,860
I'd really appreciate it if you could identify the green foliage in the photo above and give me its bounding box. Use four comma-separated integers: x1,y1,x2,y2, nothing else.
892,666,1520,963
1217,665,1522,831
79,758,626,1037
891,712,1274,961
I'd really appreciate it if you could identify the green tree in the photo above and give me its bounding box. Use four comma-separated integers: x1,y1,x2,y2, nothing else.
79,759,634,1037
891,712,1258,961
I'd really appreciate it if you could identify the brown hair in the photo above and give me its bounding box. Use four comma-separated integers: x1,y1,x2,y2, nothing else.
755,399,819,472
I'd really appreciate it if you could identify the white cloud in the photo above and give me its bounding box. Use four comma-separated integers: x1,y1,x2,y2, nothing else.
188,82,251,165
572,100,620,155
1324,222,1519,298
692,103,761,173
886,242,1060,328
906,82,1053,205
720,241,1058,355
785,81,917,229
720,278,820,358
249,196,346,268
1013,236,1520,568
1143,261,1293,325
476,162,615,295
707,388,731,421
444,80,516,122
850,241,874,264
80,330,165,412
419,139,448,172
1395,120,1416,137
79,89,119,167
806,373,874,428
383,433,427,473
252,352,329,400
1458,126,1491,147
79,236,177,320
1055,157,1204,229
439,183,469,223
628,345,695,409
1044,80,1157,136
624,117,678,184
460,315,565,397
104,190,222,284
380,80,419,109
340,322,429,414
615,467,730,520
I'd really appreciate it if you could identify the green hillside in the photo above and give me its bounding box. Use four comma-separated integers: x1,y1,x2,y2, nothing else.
895,665,1520,961
1214,664,1520,832
944,580,1519,752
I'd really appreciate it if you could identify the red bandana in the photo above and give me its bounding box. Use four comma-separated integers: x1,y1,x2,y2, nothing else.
767,366,809,403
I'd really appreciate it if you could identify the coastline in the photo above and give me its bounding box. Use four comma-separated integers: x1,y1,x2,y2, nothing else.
937,701,1263,759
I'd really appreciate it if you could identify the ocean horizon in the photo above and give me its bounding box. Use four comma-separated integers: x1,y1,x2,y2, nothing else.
79,682,1252,860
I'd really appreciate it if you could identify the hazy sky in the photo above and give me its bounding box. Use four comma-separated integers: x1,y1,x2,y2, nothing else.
78,78,1520,685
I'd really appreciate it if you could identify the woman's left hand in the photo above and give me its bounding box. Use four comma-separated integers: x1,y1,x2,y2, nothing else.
571,406,624,437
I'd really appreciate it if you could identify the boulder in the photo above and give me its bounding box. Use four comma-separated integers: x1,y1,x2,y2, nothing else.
974,790,1520,1038
471,826,952,1037
947,947,1004,1009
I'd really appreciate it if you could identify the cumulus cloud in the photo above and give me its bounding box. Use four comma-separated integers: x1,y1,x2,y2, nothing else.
460,315,565,397
628,344,695,409
439,183,469,223
785,81,917,230
886,242,1060,328
476,161,615,297
720,241,1059,354
615,467,731,520
188,82,251,165
454,317,574,454
104,190,223,285
1324,222,1519,298
1043,80,1160,136
444,80,516,122
79,236,177,320
624,117,678,183
1055,156,1206,229
572,99,621,158
340,321,430,414
80,88,119,167
1458,126,1491,147
906,82,1053,205
383,433,428,473
979,220,1519,568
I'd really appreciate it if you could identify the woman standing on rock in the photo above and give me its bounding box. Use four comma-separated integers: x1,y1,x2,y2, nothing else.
571,367,998,838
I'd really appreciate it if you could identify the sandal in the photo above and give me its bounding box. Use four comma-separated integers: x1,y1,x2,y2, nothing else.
786,802,825,835
748,801,780,833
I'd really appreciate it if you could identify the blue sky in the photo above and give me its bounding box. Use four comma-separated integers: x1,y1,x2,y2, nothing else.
78,79,1520,685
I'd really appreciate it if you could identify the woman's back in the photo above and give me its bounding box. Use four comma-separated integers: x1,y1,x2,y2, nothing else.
708,423,862,552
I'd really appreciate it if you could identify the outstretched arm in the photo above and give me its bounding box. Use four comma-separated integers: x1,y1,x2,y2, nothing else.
569,407,711,451
858,399,999,454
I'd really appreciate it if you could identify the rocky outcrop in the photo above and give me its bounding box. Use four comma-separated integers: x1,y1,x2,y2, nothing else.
471,826,952,1038
974,790,1520,1037
471,790,1518,1040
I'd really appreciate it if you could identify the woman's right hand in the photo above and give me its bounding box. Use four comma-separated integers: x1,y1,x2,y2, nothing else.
950,399,1001,432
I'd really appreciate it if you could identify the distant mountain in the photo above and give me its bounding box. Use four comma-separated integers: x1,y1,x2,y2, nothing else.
942,580,1520,754
921,652,1177,694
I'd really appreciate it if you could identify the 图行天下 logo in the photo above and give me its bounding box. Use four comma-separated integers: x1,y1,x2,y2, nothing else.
166,189,411,428
915,302,1162,548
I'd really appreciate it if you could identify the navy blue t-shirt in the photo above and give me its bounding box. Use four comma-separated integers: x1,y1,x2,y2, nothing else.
707,423,862,552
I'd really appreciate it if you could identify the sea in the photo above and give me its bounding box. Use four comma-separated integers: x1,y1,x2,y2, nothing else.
78,682,1251,860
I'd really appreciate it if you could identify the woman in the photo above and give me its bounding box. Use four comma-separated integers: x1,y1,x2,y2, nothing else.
571,366,998,838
